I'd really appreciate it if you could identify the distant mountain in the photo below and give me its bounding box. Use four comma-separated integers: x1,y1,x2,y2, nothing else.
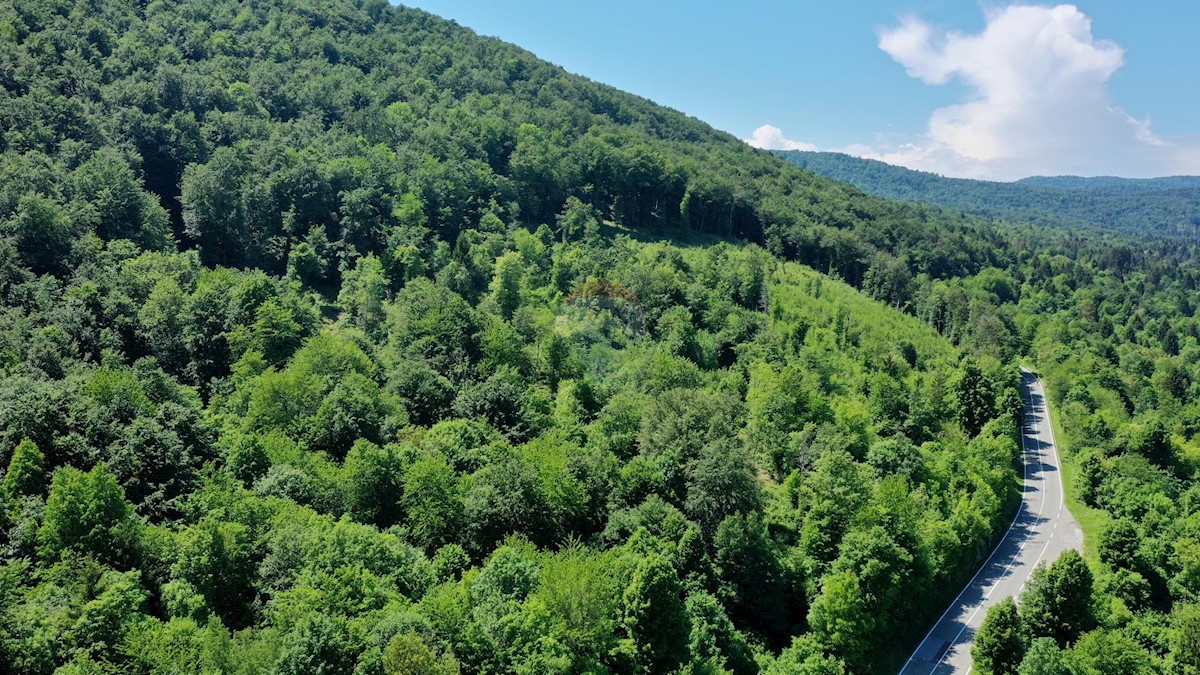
776,151,1200,238
1017,175,1200,192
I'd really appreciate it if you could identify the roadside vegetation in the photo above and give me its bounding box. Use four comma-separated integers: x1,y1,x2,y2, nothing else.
0,0,1198,673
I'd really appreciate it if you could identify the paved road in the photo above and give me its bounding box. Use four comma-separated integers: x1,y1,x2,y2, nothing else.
898,370,1084,675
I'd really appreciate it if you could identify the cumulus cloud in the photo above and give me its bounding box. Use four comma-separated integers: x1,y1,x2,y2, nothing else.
863,4,1200,179
744,124,817,151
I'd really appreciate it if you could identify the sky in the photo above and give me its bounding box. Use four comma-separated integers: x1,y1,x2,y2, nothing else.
403,1,1200,181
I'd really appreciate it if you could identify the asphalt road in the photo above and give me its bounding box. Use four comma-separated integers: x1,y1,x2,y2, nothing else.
898,369,1084,675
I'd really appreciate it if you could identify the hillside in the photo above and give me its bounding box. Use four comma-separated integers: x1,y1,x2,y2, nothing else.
1018,175,1200,192
2,1,1200,673
776,150,1200,238
0,1,1036,673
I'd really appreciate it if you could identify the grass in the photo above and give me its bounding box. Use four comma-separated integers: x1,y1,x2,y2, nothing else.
1035,370,1109,567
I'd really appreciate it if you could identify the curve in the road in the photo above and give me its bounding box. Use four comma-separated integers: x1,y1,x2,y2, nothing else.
897,370,1083,675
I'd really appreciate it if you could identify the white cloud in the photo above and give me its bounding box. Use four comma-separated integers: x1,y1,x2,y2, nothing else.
861,4,1200,179
744,124,817,151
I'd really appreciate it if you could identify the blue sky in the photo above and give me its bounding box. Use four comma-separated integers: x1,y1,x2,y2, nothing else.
405,2,1200,179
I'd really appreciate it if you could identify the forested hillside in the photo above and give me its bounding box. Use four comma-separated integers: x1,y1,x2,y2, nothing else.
1018,175,1200,192
0,1,1029,673
777,150,1200,239
0,0,1199,674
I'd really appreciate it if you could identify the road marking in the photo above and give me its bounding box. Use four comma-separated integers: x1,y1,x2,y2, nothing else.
901,372,1072,675
927,377,1048,672
899,373,1042,675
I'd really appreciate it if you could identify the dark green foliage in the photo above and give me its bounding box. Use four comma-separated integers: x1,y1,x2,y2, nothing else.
956,359,995,437
1098,519,1140,572
778,150,1200,238
1,0,1195,673
684,439,761,535
714,513,796,646
622,555,690,673
342,440,407,528
6,194,76,276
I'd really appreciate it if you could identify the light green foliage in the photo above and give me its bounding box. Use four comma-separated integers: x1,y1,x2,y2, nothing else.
1063,629,1158,675
1018,638,1067,675
3,0,1196,673
973,597,1026,675
2,439,46,502
383,631,459,675
764,635,847,674
807,570,874,670
556,196,601,245
403,450,463,552
38,465,139,568
489,251,526,320
1020,551,1095,648
274,614,361,675
172,518,255,629
339,255,389,338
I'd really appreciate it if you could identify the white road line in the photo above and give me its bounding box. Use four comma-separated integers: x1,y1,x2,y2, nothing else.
899,373,1040,675
928,377,1047,672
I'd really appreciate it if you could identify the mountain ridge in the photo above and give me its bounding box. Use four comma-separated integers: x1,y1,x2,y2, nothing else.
776,150,1200,237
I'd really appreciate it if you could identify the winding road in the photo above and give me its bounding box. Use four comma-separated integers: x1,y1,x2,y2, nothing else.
898,369,1084,675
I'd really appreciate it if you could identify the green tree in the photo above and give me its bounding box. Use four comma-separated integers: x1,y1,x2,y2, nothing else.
622,555,690,673
274,614,360,675
338,254,389,338
973,597,1026,675
403,450,464,552
342,440,406,528
684,439,761,536
766,635,848,674
2,438,46,502
38,465,139,568
1098,518,1139,572
488,251,526,320
685,592,757,675
955,358,994,437
714,512,794,643
8,193,75,276
1172,604,1200,673
1064,629,1156,675
1018,638,1067,675
173,518,255,629
808,570,874,670
556,196,601,244
181,147,247,267
383,631,458,675
1020,551,1095,648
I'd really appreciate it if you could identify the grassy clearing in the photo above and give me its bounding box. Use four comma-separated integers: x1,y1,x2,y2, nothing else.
1038,374,1108,566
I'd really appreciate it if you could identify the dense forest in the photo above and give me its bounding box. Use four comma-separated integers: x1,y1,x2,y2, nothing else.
776,150,1200,240
0,0,1198,674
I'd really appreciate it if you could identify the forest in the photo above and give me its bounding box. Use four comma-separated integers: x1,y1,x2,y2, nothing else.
0,0,1198,674
777,150,1200,240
